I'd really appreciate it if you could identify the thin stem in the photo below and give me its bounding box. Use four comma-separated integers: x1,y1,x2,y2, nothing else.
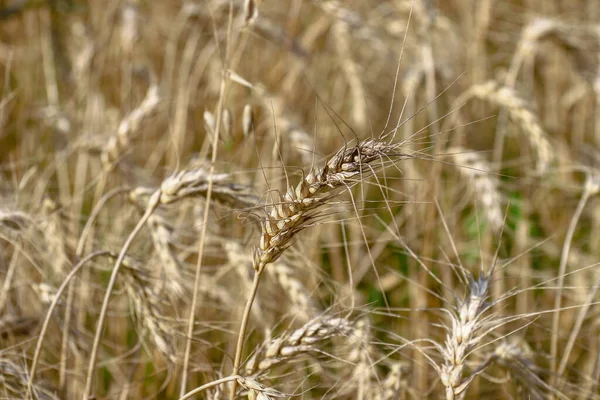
83,191,161,399
229,271,262,400
76,186,131,256
26,251,110,400
178,28,230,400
558,273,600,377
179,375,241,400
550,186,592,383
60,186,129,389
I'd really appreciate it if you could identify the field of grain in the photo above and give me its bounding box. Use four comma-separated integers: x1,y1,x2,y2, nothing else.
1,1,600,399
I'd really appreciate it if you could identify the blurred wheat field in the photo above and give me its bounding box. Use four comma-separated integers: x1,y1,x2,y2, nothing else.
1,0,600,399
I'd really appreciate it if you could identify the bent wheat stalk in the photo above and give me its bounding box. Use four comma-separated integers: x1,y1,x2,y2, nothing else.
26,250,111,400
229,137,409,398
551,174,599,383
83,191,161,399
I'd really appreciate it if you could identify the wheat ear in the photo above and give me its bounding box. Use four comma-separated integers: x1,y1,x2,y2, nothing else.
243,316,353,377
436,272,495,399
453,81,553,174
230,137,409,398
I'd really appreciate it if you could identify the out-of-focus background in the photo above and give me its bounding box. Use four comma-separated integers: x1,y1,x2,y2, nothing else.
1,0,600,399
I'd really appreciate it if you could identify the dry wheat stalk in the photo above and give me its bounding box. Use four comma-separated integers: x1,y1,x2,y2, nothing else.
447,147,503,232
332,21,368,131
243,316,353,377
454,81,553,174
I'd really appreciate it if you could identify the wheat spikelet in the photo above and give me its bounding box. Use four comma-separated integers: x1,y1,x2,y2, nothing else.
66,20,94,88
32,282,57,305
242,104,255,137
456,81,553,174
243,316,353,377
236,377,286,400
447,147,503,232
318,0,382,48
242,0,258,25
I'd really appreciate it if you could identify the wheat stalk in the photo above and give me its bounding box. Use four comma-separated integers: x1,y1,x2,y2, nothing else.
229,136,409,398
